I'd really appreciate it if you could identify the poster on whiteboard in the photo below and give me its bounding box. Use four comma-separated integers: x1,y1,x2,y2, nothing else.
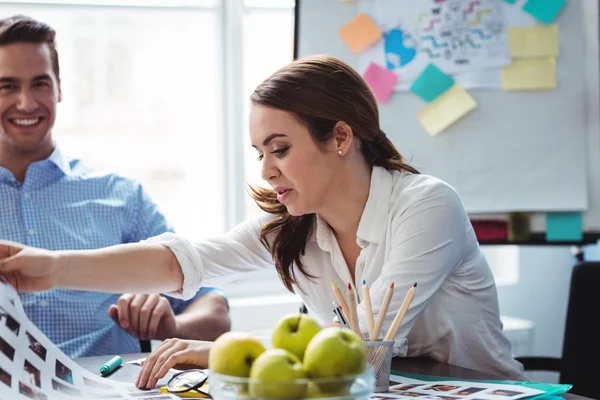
358,0,512,90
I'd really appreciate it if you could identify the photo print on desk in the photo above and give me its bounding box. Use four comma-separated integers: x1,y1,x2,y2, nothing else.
26,331,47,362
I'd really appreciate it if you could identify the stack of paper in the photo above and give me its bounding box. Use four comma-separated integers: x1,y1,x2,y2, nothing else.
0,280,178,400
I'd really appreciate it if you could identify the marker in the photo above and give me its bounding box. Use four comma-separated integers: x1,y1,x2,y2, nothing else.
100,355,123,376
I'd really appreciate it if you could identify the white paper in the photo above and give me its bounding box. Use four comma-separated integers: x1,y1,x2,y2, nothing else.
370,375,545,399
0,280,179,400
359,0,511,89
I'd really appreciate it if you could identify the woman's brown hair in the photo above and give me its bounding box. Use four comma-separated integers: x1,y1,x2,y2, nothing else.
249,55,419,292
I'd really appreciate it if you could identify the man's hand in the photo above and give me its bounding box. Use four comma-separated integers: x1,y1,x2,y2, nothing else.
0,241,59,292
108,294,177,341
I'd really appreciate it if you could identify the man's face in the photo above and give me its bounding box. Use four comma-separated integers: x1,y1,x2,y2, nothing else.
0,42,61,155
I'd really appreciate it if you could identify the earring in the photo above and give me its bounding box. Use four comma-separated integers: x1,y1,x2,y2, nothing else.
338,150,343,156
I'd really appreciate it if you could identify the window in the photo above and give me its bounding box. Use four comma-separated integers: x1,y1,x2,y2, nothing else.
0,1,225,241
242,0,295,220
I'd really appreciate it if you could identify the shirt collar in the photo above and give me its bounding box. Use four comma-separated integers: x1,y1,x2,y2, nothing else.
310,166,394,248
0,145,72,183
45,146,73,176
356,166,393,244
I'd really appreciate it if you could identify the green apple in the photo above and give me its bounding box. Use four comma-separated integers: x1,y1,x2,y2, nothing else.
271,313,321,360
249,348,308,399
303,327,367,393
208,332,266,377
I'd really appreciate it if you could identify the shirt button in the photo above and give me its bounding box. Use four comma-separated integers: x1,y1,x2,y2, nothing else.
28,229,35,236
359,239,367,247
360,262,365,268
23,192,30,199
40,300,47,307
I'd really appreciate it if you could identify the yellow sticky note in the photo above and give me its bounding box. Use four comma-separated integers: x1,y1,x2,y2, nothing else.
507,25,559,58
417,84,477,136
338,13,382,53
501,58,556,91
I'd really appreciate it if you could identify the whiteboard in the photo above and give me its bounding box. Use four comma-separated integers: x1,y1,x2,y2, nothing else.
295,0,600,233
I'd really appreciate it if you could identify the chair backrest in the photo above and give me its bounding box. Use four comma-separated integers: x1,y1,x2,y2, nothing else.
559,261,600,397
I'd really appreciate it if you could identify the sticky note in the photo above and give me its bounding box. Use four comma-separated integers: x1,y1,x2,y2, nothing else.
501,58,556,91
522,0,566,24
410,64,455,103
546,212,582,241
338,13,382,53
507,25,559,58
417,84,477,136
503,0,517,3
363,63,398,103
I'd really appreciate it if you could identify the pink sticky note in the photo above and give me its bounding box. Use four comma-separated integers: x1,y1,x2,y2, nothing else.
363,63,398,103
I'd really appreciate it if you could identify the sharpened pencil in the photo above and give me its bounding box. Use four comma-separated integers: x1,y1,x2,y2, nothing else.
362,280,375,341
370,282,394,341
331,280,349,315
384,283,417,341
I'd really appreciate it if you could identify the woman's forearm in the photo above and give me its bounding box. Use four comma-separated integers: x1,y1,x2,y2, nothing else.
55,243,183,294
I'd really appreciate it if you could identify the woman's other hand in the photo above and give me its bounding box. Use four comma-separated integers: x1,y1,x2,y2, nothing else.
136,338,212,389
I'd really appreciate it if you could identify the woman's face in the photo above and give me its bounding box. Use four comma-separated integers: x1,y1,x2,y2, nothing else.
249,104,340,216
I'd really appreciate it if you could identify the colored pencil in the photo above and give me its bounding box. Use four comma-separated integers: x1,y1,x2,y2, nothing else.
383,283,417,341
331,281,349,315
346,283,361,336
370,282,394,341
362,280,375,341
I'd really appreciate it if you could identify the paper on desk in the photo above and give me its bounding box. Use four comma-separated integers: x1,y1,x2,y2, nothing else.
0,279,179,400
417,84,477,136
338,13,382,53
507,25,559,58
379,374,546,399
128,357,186,373
501,57,556,91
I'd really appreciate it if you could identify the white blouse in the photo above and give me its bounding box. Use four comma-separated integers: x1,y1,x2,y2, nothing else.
148,166,525,380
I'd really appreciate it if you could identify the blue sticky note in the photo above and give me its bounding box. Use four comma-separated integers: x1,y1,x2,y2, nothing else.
410,64,455,102
546,212,582,241
523,0,567,24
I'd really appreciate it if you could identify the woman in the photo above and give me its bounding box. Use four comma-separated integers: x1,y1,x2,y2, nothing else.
0,55,524,388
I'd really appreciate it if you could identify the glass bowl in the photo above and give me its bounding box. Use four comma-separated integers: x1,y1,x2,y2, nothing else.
208,366,375,400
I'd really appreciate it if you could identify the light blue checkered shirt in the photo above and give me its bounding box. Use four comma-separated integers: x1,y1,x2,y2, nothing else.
0,147,220,358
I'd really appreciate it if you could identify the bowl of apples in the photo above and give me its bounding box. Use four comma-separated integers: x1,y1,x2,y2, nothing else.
208,314,375,399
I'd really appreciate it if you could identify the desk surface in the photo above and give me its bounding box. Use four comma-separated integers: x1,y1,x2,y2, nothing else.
74,354,593,400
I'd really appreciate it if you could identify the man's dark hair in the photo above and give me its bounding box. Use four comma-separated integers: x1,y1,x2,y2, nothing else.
0,15,60,80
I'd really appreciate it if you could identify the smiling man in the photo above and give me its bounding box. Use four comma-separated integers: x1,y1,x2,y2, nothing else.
0,15,231,357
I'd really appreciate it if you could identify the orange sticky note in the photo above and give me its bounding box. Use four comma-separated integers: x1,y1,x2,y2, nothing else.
338,13,382,53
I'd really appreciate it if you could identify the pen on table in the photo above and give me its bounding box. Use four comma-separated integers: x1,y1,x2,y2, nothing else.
331,281,349,316
362,280,375,341
100,355,123,377
384,282,418,341
346,283,361,336
370,282,394,341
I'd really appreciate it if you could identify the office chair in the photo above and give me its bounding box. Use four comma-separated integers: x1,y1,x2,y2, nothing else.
515,261,600,398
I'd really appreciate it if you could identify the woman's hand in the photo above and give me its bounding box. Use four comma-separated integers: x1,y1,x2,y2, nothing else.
0,241,60,292
136,338,213,389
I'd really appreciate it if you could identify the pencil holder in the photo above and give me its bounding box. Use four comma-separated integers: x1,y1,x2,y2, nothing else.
365,340,394,392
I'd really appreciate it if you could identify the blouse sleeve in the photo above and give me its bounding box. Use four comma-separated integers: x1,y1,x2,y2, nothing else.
145,214,275,299
357,181,469,344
